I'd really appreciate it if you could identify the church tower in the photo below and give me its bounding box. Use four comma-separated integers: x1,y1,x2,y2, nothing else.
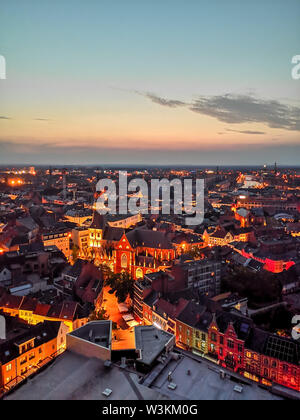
89,211,106,248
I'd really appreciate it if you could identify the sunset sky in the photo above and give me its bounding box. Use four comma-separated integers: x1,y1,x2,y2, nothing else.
0,0,300,165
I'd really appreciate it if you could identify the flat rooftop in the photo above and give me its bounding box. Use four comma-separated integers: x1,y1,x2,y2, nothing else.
150,354,283,401
69,320,111,349
5,349,284,401
135,326,174,366
5,351,168,401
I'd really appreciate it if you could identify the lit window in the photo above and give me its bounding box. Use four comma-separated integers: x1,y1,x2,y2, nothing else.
121,253,128,268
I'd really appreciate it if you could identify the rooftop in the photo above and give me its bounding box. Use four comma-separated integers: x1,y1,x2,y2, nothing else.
150,353,283,401
135,325,174,366
4,351,167,401
69,320,111,350
4,349,285,401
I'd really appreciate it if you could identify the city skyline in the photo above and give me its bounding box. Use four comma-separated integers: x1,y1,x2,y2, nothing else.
1,0,300,165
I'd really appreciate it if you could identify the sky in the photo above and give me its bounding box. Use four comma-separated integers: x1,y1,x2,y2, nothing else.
0,0,300,166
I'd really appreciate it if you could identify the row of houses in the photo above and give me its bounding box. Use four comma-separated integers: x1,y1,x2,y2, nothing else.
0,311,68,396
0,288,88,332
133,279,300,393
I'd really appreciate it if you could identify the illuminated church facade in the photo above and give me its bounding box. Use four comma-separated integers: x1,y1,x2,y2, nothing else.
87,212,175,280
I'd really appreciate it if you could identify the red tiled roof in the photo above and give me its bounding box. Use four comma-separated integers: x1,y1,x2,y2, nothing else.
33,303,51,317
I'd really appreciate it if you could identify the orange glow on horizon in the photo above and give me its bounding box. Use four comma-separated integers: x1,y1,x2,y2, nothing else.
8,178,24,187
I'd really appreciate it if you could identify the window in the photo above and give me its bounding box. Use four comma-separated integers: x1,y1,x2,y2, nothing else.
219,336,224,345
6,364,12,372
211,332,217,342
201,334,206,342
283,364,288,373
121,253,128,268
238,344,243,353
227,339,234,349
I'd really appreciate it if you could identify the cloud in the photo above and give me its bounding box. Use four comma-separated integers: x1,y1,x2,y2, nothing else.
137,91,186,108
0,116,11,120
137,91,300,131
190,94,300,131
226,128,266,135
34,118,52,121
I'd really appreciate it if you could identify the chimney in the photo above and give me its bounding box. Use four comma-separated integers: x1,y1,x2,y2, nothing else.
0,315,6,340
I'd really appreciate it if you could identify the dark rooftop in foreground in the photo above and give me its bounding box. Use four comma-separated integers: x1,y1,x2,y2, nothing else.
69,320,111,350
4,349,285,401
135,325,174,366
4,351,166,401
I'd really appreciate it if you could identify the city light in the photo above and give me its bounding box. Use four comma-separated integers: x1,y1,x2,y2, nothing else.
8,178,24,186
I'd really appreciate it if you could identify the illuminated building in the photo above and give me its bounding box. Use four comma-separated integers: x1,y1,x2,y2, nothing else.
171,233,204,255
108,213,142,229
0,312,68,396
0,294,88,332
203,227,234,246
133,280,300,393
42,229,71,260
286,222,300,237
234,207,250,227
87,212,175,279
236,196,298,212
72,227,90,258
65,209,92,226
115,230,175,280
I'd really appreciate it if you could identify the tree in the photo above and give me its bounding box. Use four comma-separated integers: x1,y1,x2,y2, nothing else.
222,267,283,308
71,244,80,263
106,271,135,303
101,264,113,284
89,307,109,321
187,245,204,260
